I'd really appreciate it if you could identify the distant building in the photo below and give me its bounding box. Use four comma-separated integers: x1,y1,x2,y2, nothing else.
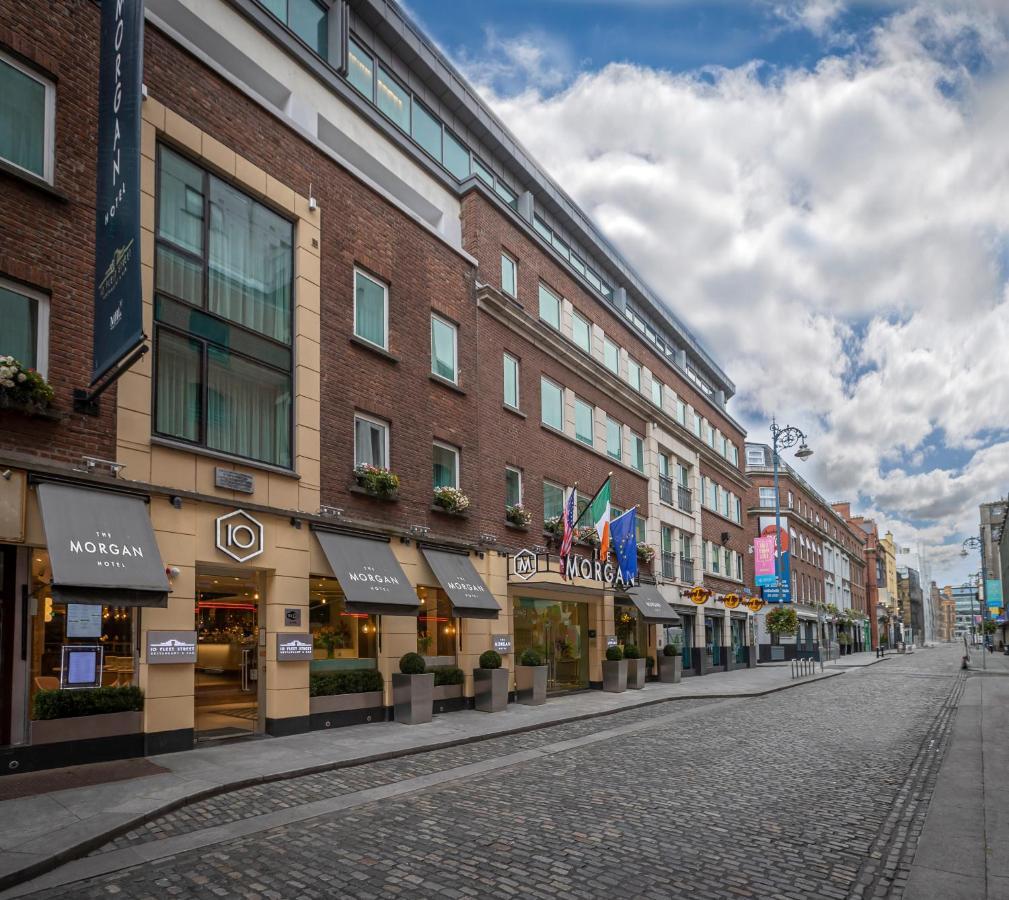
897,567,924,647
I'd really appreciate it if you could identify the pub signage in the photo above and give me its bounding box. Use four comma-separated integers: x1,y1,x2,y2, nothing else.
508,549,634,588
92,0,145,382
147,630,198,664
216,509,264,563
277,633,314,661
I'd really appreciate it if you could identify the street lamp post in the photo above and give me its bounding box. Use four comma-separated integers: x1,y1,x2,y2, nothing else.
769,417,813,652
961,537,986,669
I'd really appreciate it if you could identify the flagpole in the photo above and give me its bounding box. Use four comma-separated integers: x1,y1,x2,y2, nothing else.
572,472,612,528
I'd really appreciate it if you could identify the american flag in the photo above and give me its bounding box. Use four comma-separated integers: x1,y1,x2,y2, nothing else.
559,488,576,579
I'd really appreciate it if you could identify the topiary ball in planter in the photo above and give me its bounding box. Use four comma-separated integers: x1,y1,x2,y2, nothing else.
663,643,680,657
623,644,641,659
519,648,544,667
479,649,502,669
399,652,426,675
605,645,624,662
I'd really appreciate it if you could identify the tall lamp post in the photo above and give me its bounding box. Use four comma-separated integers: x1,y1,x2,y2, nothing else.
962,537,986,665
769,418,813,649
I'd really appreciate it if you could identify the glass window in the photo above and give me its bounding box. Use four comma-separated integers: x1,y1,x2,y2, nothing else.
736,553,743,580
706,424,716,447
538,283,560,330
432,442,458,488
606,416,622,461
543,481,564,522
533,217,553,242
711,543,720,574
759,487,777,506
354,414,388,469
661,525,673,554
505,467,522,507
501,253,517,297
603,338,620,374
551,233,570,261
631,433,645,472
571,310,591,353
354,269,387,349
677,463,689,487
0,52,54,182
724,548,732,574
677,399,687,425
347,38,374,98
495,180,517,209
651,378,663,408
702,541,708,570
735,497,742,522
0,280,47,375
694,414,703,437
309,578,378,666
636,517,646,544
503,353,519,409
723,490,732,518
570,254,586,275
411,100,442,160
473,156,494,187
376,66,410,132
443,130,470,180
417,586,456,656
658,452,670,478
288,0,328,56
540,377,563,430
747,447,765,466
431,314,458,382
155,146,293,467
626,358,641,392
574,397,594,446
731,444,739,466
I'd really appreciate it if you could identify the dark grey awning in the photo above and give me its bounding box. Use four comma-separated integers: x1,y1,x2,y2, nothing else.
421,547,500,619
37,481,169,607
314,530,420,615
621,583,681,624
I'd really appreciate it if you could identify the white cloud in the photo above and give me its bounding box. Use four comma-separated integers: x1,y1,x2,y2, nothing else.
463,2,1009,586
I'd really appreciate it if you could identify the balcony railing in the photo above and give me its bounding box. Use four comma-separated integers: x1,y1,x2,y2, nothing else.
681,558,694,583
677,485,692,513
661,551,676,579
658,474,673,505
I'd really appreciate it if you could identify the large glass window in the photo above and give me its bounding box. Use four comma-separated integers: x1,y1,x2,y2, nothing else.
260,0,328,56
543,481,564,522
0,279,47,375
574,397,594,446
354,269,387,349
411,100,442,161
651,378,663,408
443,130,470,180
347,38,374,98
503,353,520,409
571,310,591,354
354,414,388,468
540,378,563,430
433,442,459,488
0,52,54,182
538,283,560,330
155,146,293,467
606,416,622,461
501,253,517,297
417,586,457,657
630,433,645,472
309,578,377,668
627,358,641,392
603,338,620,374
505,467,522,507
431,314,458,382
377,66,410,132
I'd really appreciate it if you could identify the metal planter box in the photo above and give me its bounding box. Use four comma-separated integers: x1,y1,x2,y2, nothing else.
30,710,143,745
516,665,547,705
309,691,385,715
658,655,682,683
392,672,434,725
626,658,647,689
602,659,627,693
474,667,509,712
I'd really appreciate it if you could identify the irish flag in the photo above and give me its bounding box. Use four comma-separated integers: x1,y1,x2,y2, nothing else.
586,478,612,560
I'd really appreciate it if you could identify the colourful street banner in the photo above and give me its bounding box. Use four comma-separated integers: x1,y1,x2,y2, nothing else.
761,551,792,603
985,579,1003,608
753,535,776,586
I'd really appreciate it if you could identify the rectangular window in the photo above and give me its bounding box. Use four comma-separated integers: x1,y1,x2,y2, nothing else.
432,442,459,489
693,414,703,438
505,466,522,507
736,553,743,580
430,314,458,383
702,541,708,571
376,66,410,132
658,452,670,478
533,216,553,242
677,463,689,487
353,268,387,349
735,496,742,523
0,51,55,182
677,399,687,425
443,130,470,180
543,481,564,522
411,100,442,161
574,397,594,446
710,481,719,510
473,156,494,187
500,253,517,297
538,283,561,330
681,533,692,559
503,353,520,409
630,433,645,472
540,377,563,430
603,338,620,374
571,310,591,354
724,548,732,575
347,38,374,98
626,358,641,392
731,444,739,466
0,278,48,376
746,447,765,466
269,0,329,57
154,146,293,467
711,543,720,574
759,487,777,507
354,414,388,468
661,525,673,554
636,517,646,544
722,490,731,519
606,416,622,461
651,378,663,408
787,491,794,509
706,423,715,447
495,181,517,209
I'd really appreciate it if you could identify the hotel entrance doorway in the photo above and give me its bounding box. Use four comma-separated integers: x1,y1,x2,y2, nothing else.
195,567,263,740
513,597,589,693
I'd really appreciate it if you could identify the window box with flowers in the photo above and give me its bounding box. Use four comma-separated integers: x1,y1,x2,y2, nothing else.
432,486,470,517
637,544,656,565
544,515,564,541
505,504,532,530
352,464,400,500
0,356,57,419
575,526,599,548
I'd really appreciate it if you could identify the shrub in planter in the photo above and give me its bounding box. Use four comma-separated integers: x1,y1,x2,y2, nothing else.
399,652,426,675
479,649,502,669
659,643,683,683
766,606,799,638
519,648,544,667
310,669,384,697
433,486,470,513
32,686,143,720
623,644,646,689
606,645,624,662
506,504,532,527
603,644,627,692
394,653,433,725
428,665,464,687
663,642,681,657
623,644,641,659
0,356,55,412
646,655,655,671
354,463,400,498
475,649,508,712
517,647,547,705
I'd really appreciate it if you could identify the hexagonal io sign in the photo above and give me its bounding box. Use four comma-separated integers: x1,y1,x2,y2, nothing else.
216,509,264,563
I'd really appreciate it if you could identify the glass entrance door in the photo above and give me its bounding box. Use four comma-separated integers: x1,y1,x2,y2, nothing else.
705,616,721,665
732,618,747,663
514,597,589,693
195,567,262,740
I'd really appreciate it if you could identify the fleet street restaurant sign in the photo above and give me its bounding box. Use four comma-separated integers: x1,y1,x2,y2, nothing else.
509,549,634,588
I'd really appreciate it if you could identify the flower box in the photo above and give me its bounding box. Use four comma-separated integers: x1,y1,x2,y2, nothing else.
30,710,143,745
309,691,384,714
431,504,469,519
349,483,399,502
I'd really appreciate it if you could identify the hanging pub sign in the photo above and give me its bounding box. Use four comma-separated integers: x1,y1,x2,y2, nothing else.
92,0,146,383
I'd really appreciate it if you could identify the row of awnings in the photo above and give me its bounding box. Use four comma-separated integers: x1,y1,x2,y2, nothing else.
36,481,680,624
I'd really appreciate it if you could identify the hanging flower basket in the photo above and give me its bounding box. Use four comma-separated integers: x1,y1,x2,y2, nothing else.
0,356,55,416
636,544,655,564
353,464,400,499
544,516,564,539
433,486,470,514
505,504,532,528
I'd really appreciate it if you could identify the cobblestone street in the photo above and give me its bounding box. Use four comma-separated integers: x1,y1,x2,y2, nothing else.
14,648,967,900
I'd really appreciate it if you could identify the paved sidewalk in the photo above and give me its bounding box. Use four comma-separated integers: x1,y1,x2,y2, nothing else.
0,660,855,890
905,651,1009,899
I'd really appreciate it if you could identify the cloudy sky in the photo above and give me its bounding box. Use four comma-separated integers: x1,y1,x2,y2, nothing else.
406,0,1009,589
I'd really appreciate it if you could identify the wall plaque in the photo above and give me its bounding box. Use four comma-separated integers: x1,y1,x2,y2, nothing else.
215,467,255,494
277,632,314,661
606,635,618,649
147,630,198,664
492,634,513,654
284,608,302,627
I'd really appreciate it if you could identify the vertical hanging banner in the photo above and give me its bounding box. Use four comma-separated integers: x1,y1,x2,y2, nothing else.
93,0,146,384
753,535,777,587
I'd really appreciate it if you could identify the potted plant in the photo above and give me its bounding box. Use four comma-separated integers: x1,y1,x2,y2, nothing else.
659,641,682,683
392,652,434,725
602,644,627,693
506,504,532,528
432,486,470,515
429,665,466,713
0,355,56,417
637,544,656,565
309,669,385,727
417,632,434,656
30,686,144,745
474,649,509,712
353,463,400,499
624,644,646,689
544,515,564,540
516,648,548,705
314,622,351,658
766,606,799,645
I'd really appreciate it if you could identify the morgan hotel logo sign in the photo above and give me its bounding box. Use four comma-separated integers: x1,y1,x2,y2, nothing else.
70,530,147,569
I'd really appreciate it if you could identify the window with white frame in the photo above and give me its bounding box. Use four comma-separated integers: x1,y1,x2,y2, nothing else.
538,282,560,330
723,548,731,575
574,396,594,446
606,416,622,461
540,377,563,430
603,337,620,374
630,433,645,472
503,353,520,409
430,314,458,382
543,481,564,522
500,252,517,297
0,278,49,377
710,541,720,573
677,399,687,425
432,441,459,488
735,552,743,580
505,466,522,507
651,377,663,408
626,357,641,392
746,447,764,466
571,310,591,354
722,489,731,519
354,269,388,349
694,413,703,438
658,452,670,478
758,487,777,507
734,496,742,523
353,413,388,469
0,51,55,183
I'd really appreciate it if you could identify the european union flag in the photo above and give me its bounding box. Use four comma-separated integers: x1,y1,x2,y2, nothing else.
610,507,638,585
